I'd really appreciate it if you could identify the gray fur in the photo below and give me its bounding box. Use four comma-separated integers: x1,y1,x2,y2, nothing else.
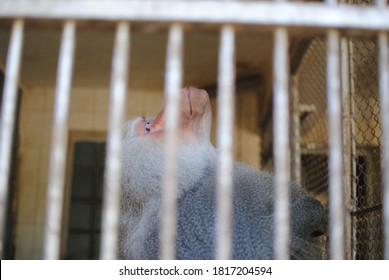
119,118,327,260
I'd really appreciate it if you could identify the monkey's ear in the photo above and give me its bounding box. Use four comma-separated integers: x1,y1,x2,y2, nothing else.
141,112,146,120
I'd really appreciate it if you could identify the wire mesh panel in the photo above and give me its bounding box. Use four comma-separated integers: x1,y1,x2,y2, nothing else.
293,32,384,259
349,36,383,260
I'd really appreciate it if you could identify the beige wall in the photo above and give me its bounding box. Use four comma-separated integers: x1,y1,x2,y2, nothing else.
16,86,52,259
209,89,261,169
14,86,261,259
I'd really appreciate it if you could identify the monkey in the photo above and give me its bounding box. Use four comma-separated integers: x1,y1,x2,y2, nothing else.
119,86,327,259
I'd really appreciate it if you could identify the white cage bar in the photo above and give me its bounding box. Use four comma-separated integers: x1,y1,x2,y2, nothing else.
215,25,235,260
43,20,76,260
0,19,24,258
0,0,388,260
326,29,345,260
327,2,345,259
100,21,130,260
159,24,183,260
273,27,291,260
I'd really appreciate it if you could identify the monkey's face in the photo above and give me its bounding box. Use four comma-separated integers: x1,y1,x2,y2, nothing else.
132,87,212,142
122,87,216,201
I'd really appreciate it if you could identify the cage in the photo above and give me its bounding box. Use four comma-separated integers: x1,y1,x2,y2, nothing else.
0,0,388,260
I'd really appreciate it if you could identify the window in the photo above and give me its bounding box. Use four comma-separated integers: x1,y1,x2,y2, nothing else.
65,141,105,259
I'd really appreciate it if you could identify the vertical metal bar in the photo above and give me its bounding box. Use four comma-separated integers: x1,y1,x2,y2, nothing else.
0,19,24,258
100,22,130,260
290,75,301,186
340,37,353,259
340,0,353,261
378,31,389,260
329,0,343,261
273,27,290,260
43,21,76,260
348,40,358,260
377,0,389,262
159,24,183,260
215,24,235,260
327,29,345,260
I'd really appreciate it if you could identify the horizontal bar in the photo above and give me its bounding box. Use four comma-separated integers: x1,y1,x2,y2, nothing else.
349,204,382,216
43,20,76,260
0,1,389,31
215,24,235,260
0,19,24,258
100,21,130,260
159,23,183,260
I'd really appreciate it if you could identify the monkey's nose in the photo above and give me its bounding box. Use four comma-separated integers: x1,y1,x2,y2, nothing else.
291,196,327,238
310,226,326,238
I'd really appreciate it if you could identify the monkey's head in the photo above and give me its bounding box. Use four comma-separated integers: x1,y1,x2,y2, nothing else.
132,86,212,143
121,87,216,202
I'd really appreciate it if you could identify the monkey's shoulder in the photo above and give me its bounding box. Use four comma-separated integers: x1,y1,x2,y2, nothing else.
232,162,308,200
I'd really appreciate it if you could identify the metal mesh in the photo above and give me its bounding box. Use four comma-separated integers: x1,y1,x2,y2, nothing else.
294,38,329,204
293,33,384,259
349,37,383,259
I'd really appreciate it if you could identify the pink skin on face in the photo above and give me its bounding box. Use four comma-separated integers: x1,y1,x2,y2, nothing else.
133,87,211,141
